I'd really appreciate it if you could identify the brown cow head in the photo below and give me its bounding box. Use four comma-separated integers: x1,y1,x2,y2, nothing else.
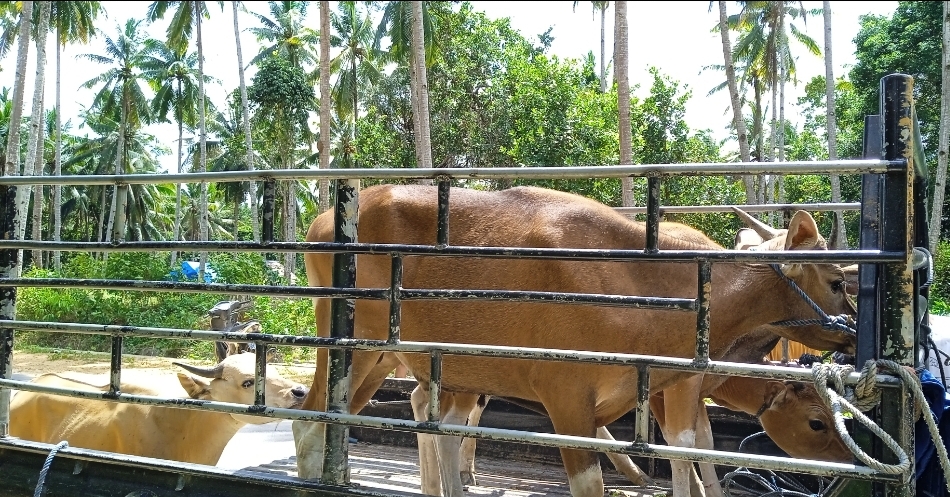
758,380,851,462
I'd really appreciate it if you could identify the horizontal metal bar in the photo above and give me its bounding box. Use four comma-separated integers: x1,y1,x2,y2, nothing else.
0,278,388,299
0,380,903,482
0,160,902,186
0,438,383,496
0,239,904,264
0,320,901,387
399,288,697,310
615,202,863,215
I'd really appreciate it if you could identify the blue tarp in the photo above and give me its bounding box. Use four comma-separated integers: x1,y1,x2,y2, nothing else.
915,368,950,497
177,261,217,283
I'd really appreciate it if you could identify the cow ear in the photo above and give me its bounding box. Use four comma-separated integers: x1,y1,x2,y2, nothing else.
842,264,859,296
785,211,821,250
763,380,788,409
178,373,212,399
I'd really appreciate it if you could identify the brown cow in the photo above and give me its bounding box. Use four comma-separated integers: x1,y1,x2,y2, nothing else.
292,185,856,497
11,353,308,465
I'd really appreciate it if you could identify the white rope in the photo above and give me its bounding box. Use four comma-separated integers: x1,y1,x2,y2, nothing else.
812,359,950,492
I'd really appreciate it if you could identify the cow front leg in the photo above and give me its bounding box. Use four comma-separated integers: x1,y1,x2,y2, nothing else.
459,394,489,487
410,385,442,496
436,393,479,497
695,403,724,497
662,375,706,497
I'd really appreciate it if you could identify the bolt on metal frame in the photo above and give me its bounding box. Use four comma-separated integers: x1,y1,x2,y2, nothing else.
0,75,923,497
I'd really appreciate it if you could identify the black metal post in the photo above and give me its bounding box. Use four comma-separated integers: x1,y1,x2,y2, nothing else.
254,341,267,406
323,178,359,485
879,73,916,497
388,255,402,344
0,184,16,437
645,177,660,253
694,259,711,363
436,179,450,248
108,336,123,397
262,180,275,245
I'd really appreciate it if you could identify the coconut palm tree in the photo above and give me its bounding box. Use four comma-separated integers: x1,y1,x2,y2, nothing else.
572,1,610,93
232,1,258,242
318,0,330,214
147,0,224,277
247,1,318,70
409,1,431,171
4,1,32,186
50,1,103,270
331,0,382,159
79,18,154,244
615,0,633,207
712,1,754,204
19,2,50,267
821,0,845,247
932,0,950,252
142,39,215,265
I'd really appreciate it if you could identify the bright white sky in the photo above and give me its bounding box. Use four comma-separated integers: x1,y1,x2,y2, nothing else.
2,1,898,172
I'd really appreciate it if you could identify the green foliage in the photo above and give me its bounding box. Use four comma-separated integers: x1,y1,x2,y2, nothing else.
931,241,950,315
14,251,314,361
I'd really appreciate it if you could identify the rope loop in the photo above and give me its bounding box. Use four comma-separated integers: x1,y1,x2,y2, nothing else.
812,359,950,491
34,440,68,497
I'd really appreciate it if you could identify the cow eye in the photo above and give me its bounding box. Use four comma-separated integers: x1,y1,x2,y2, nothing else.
242,379,254,388
831,280,844,294
809,419,826,431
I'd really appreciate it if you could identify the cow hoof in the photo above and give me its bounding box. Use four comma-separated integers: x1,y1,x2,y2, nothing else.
460,471,477,487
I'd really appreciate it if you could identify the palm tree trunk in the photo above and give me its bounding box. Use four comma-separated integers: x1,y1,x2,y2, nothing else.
54,24,62,271
17,1,50,274
98,188,106,243
106,85,129,249
197,6,209,279
599,5,606,93
753,78,765,206
777,58,786,207
410,1,432,171
823,0,845,248
615,0,633,207
171,117,183,268
3,1,32,179
931,0,950,252
233,0,259,241
31,113,45,268
318,0,331,214
717,0,753,204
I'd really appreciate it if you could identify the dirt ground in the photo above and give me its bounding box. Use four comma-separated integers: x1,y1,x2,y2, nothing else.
11,349,317,384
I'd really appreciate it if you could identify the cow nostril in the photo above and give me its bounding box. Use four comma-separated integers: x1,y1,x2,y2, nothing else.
292,386,308,398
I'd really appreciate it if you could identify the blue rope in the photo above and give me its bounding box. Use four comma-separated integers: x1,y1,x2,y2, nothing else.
34,441,68,497
769,264,857,336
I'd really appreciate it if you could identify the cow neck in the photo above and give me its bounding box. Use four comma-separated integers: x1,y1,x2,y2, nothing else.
153,400,246,465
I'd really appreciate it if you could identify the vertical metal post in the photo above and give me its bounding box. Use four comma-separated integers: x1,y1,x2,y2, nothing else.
254,341,267,406
694,259,711,363
856,115,883,367
879,73,916,497
436,179,450,248
322,178,359,485
108,336,123,397
388,255,402,344
0,184,16,437
645,177,660,253
634,365,650,444
112,184,129,244
427,351,442,423
262,179,275,245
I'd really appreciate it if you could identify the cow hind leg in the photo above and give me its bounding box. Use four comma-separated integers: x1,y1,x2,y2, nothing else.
595,426,654,486
436,393,479,497
695,404,724,497
459,394,489,487
411,385,443,496
661,375,706,497
541,394,602,497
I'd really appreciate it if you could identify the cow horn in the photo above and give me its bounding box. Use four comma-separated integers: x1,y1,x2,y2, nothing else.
731,206,780,240
173,361,225,379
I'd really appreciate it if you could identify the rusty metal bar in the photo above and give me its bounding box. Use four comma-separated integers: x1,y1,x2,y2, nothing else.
0,160,901,187
0,242,897,264
324,178,359,485
645,177,660,253
0,321,906,388
108,336,122,397
615,202,862,216
254,341,267,406
436,179,450,248
427,351,442,422
634,365,650,444
261,180,275,245
0,380,905,483
388,255,402,344
694,260,711,363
